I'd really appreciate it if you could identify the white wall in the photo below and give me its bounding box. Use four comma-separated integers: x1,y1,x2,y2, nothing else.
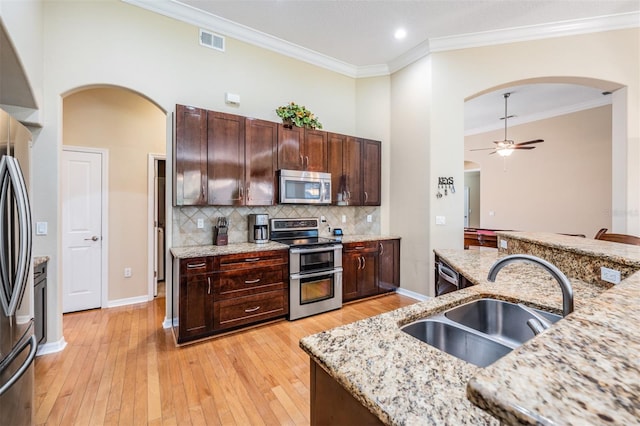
391,28,640,296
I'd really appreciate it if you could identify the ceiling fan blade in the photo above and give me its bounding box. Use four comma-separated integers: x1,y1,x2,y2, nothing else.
512,146,536,150
515,139,544,146
469,147,497,151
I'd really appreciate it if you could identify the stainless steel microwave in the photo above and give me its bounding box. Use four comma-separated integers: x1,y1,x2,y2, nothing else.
279,169,331,204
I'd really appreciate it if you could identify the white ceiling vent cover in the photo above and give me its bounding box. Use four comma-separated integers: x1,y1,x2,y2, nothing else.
199,29,225,52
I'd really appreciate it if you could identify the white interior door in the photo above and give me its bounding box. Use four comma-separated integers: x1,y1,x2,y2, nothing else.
62,149,104,313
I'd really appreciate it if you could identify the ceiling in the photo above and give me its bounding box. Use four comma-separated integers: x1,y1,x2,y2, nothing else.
126,1,638,128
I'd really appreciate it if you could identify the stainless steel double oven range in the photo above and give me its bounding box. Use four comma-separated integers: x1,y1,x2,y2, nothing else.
270,218,342,320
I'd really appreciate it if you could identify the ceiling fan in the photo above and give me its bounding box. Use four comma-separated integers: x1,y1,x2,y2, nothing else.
470,92,544,156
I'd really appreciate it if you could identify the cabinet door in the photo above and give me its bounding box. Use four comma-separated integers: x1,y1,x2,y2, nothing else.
178,273,214,342
303,129,328,172
277,124,305,170
245,118,277,206
362,139,381,206
342,252,360,302
358,251,379,298
327,133,344,204
207,111,245,205
175,105,207,205
378,239,400,293
343,137,363,205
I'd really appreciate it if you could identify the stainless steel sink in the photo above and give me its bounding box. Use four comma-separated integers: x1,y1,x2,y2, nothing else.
401,298,562,367
444,298,562,347
401,319,512,368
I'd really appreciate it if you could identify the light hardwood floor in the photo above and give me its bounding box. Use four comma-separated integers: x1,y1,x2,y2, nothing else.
34,293,417,425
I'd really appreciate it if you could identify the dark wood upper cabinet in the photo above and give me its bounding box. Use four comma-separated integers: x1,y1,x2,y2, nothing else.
245,118,278,205
175,105,380,206
277,124,305,170
303,129,328,172
277,125,327,172
327,134,379,206
207,111,246,206
362,139,381,206
175,105,207,205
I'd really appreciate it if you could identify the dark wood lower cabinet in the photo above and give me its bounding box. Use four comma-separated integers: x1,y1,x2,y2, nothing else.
310,359,383,426
34,261,47,345
175,250,289,343
343,239,400,303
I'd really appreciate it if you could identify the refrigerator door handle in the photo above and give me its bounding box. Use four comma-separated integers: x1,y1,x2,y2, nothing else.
0,156,32,317
0,334,36,397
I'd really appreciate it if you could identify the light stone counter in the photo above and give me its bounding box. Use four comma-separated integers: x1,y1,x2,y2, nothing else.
340,234,400,243
33,256,50,267
170,241,288,259
300,234,639,425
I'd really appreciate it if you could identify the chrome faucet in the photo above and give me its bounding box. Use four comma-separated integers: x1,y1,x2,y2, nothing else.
487,254,574,334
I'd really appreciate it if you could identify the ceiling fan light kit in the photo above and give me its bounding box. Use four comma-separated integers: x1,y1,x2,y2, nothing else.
469,92,544,156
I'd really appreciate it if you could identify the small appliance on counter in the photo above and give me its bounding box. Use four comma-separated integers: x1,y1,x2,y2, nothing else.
213,217,228,245
248,213,269,243
332,228,343,241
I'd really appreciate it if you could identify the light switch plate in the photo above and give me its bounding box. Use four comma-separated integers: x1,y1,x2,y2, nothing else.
366,215,372,223
197,218,204,229
500,239,507,249
36,222,48,235
341,215,346,223
435,216,446,225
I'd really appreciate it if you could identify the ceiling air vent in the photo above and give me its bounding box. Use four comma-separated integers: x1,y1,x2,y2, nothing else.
199,29,225,52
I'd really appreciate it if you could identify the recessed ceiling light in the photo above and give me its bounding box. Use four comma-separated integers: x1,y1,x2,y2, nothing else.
394,28,407,40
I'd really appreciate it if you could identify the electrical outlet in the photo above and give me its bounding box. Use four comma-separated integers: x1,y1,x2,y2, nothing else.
601,267,621,284
124,267,132,278
341,215,346,223
197,218,204,229
500,239,508,249
366,215,372,223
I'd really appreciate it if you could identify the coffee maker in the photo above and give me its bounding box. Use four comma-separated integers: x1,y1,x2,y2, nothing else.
248,213,269,243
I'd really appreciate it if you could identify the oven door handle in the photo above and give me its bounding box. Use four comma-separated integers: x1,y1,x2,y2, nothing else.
290,267,343,280
290,244,343,254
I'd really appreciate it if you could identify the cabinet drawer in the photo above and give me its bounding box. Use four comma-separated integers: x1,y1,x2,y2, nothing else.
343,241,378,253
215,265,287,299
180,257,213,276
214,290,288,330
215,250,288,271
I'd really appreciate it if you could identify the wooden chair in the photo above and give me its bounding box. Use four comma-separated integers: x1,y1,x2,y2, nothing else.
594,228,640,246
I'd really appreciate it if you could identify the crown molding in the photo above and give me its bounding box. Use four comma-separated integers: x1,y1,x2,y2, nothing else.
123,0,360,77
465,97,612,136
123,1,639,78
430,11,640,53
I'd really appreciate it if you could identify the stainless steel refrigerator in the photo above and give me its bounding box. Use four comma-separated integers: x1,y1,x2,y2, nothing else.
0,108,35,425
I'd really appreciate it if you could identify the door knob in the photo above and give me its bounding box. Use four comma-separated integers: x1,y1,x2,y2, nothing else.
84,236,99,241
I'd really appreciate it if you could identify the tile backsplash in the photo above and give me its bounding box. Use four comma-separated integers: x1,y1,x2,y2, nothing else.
172,205,381,247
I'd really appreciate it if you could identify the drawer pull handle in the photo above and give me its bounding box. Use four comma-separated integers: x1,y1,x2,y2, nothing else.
355,246,365,250
244,306,261,313
244,257,260,262
245,278,261,284
187,262,206,269
207,277,211,295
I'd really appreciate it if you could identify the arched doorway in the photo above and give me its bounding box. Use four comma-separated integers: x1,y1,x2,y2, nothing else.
61,86,166,311
464,78,623,238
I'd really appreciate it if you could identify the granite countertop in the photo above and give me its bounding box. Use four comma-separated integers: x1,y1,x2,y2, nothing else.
33,256,50,267
340,235,401,243
300,242,639,425
170,241,288,259
171,235,399,258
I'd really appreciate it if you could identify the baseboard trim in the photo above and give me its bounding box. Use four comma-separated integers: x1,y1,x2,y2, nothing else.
396,287,430,302
107,295,149,308
162,316,175,329
36,337,67,356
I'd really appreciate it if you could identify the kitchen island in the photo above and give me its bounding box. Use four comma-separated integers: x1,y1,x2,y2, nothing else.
299,232,640,425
